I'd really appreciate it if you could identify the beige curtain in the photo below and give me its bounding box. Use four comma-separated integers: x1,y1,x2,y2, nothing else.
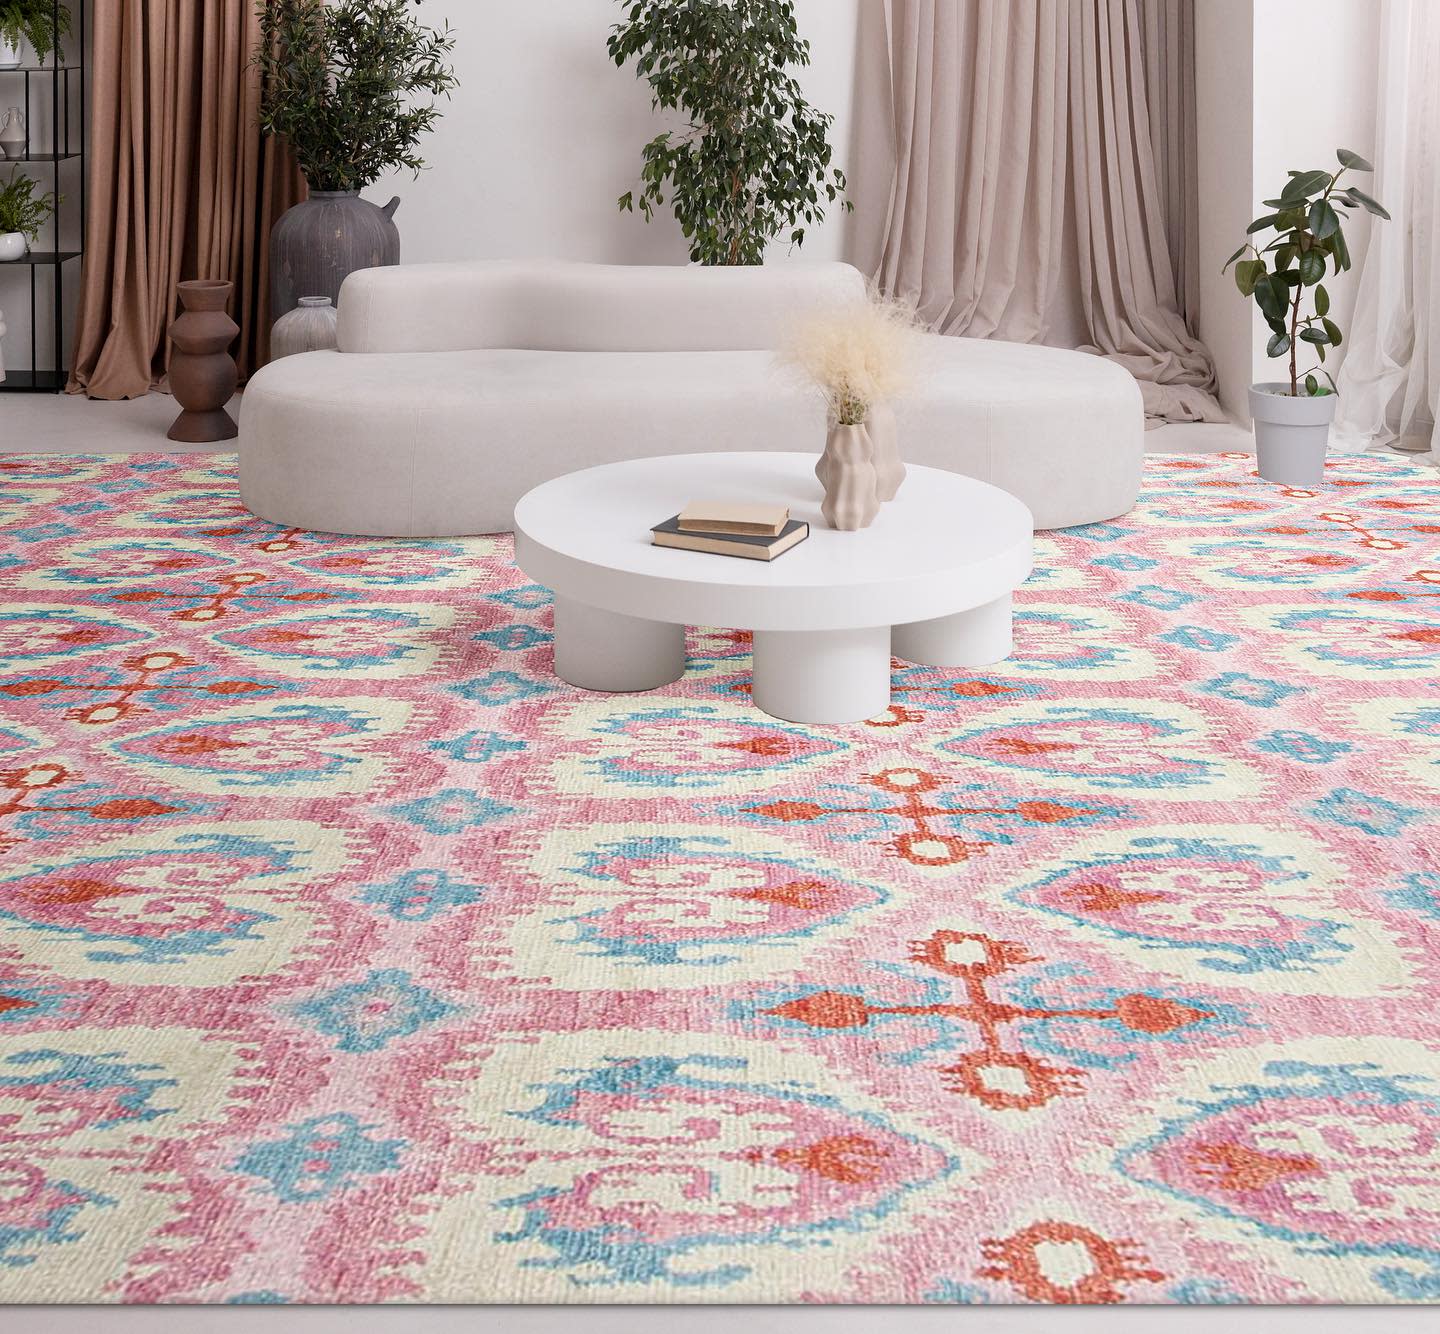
67,0,303,399
857,0,1223,424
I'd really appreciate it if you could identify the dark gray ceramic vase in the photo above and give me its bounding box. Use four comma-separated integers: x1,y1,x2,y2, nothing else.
269,188,400,323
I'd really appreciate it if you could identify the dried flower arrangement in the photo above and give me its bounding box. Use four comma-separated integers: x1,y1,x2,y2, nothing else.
778,291,925,425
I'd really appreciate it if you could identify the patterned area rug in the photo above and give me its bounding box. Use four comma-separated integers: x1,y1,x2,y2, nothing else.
0,451,1437,1304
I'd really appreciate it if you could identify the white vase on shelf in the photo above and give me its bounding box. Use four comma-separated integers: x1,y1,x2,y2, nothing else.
0,231,26,262
0,39,22,70
0,106,25,158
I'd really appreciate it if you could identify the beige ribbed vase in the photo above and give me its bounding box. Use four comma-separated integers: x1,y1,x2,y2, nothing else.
817,422,881,530
867,402,905,500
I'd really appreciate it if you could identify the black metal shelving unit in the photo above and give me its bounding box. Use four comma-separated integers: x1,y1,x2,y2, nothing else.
0,1,85,394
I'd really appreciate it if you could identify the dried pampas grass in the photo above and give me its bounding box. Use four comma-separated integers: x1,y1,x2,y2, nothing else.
778,291,927,425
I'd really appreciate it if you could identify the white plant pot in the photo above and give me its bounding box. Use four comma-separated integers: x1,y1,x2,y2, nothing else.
1249,382,1337,486
0,232,27,262
0,38,22,70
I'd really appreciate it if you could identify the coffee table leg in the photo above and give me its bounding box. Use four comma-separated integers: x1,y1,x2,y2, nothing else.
552,595,685,692
892,592,1014,667
751,626,891,724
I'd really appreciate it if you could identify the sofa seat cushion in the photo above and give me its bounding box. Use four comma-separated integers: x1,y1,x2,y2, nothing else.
240,338,1142,536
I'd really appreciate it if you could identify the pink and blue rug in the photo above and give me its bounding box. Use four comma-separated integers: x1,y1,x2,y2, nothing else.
0,451,1437,1303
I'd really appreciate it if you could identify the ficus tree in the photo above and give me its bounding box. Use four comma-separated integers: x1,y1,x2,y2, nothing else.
608,0,850,265
253,0,457,193
1224,148,1389,397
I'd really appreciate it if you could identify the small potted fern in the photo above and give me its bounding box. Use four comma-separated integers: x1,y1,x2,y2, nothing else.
0,1,71,67
1224,148,1389,485
0,167,56,260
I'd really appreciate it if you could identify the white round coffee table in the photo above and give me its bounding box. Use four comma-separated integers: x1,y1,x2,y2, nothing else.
513,452,1033,723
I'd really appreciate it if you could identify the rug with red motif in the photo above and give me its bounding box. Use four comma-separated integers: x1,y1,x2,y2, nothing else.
0,450,1437,1303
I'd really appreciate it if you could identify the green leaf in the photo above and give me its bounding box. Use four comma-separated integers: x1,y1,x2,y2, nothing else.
1223,242,1249,269
1344,186,1391,219
1281,169,1332,202
1337,147,1373,171
1233,258,1265,296
1308,199,1340,239
1332,227,1352,271
1253,272,1290,320
1267,332,1292,358
1300,327,1330,345
1314,283,1330,316
1323,318,1343,346
1246,214,1279,234
1305,373,1320,395
1298,249,1326,284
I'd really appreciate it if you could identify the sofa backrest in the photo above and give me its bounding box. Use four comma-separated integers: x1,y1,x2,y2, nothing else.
336,259,868,354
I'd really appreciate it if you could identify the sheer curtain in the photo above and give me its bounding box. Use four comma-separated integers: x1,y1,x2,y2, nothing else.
854,0,1223,425
1333,0,1440,456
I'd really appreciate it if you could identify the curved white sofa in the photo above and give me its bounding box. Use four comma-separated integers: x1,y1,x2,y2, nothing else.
239,260,1143,535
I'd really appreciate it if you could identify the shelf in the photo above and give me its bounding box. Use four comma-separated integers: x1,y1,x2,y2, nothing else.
0,369,68,392
0,250,80,266
0,65,78,73
0,151,80,162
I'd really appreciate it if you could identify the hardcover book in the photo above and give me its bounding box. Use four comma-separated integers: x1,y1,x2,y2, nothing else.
676,501,790,537
651,514,809,561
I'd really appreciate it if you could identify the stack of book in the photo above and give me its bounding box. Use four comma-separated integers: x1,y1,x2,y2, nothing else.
651,501,809,561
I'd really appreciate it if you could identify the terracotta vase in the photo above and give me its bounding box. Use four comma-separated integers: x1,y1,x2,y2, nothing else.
818,422,880,531
868,401,906,501
167,280,239,443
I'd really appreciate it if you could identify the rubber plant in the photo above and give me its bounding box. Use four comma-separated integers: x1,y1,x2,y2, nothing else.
0,0,71,64
0,167,57,242
252,0,457,192
608,0,850,264
1223,148,1389,397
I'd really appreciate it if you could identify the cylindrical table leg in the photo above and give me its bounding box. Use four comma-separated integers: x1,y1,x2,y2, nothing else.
892,593,1014,667
751,625,891,724
552,595,685,692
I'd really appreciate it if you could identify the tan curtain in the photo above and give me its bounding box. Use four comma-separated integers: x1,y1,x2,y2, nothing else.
859,0,1224,424
67,0,303,399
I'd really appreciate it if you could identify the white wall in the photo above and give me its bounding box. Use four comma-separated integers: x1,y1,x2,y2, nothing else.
370,0,861,268
1195,0,1380,416
1249,0,1379,389
1194,0,1255,421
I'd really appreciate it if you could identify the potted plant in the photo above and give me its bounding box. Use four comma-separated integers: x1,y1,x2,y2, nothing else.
608,0,850,265
1224,148,1389,485
0,166,56,260
0,1,70,67
253,0,457,321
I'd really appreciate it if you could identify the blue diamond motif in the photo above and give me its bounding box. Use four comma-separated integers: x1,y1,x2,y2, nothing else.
429,729,527,764
388,788,516,834
1160,625,1239,653
233,1113,405,1202
358,869,485,921
294,969,459,1053
1199,673,1302,708
450,671,551,706
1309,787,1422,837
1255,730,1353,765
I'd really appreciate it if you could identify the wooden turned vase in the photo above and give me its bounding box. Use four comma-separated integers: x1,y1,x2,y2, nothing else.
167,279,239,442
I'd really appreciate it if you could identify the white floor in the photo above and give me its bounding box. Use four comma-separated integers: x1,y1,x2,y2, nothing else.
0,391,1433,467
